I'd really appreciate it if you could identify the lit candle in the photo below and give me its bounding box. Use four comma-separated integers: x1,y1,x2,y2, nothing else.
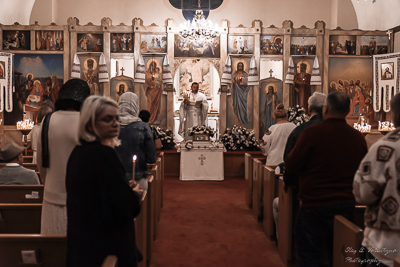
132,155,137,181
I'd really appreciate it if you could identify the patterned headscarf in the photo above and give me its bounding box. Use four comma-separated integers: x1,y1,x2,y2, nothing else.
118,92,142,125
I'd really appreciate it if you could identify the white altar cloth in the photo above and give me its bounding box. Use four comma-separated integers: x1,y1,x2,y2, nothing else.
179,142,225,181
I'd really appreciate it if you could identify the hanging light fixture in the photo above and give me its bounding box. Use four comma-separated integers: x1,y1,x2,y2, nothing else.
179,0,219,42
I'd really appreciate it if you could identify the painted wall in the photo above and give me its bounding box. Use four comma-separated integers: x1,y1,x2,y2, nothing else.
351,0,400,30
0,0,35,25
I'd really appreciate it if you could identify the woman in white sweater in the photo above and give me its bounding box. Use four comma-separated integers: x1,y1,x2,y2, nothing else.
37,79,90,234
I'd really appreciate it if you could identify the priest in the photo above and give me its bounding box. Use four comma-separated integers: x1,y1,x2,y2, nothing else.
179,82,209,140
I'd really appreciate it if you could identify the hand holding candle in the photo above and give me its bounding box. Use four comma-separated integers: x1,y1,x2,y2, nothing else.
132,155,137,181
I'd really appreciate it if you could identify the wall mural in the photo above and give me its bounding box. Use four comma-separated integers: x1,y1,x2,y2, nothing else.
35,31,64,51
111,33,133,53
228,35,254,54
2,30,30,50
141,34,167,53
179,59,212,97
77,33,103,52
260,35,283,55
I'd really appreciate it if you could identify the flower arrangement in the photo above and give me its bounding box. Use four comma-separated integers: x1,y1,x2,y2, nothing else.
287,105,309,126
220,125,260,151
151,126,176,150
188,125,215,137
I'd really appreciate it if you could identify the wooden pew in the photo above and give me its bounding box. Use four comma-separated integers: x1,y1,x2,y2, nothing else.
394,258,400,267
149,163,159,242
158,152,164,209
277,177,296,267
23,155,33,164
0,204,42,233
263,165,278,240
102,255,118,267
252,158,264,220
0,163,38,172
146,175,155,266
0,185,44,203
0,234,66,267
244,153,253,209
156,157,162,223
245,154,266,210
135,191,148,267
333,215,364,267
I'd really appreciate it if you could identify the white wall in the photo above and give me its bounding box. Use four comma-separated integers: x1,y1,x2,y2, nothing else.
351,0,400,30
25,0,359,30
0,0,35,25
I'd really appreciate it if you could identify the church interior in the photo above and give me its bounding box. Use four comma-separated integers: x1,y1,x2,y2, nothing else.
0,0,400,266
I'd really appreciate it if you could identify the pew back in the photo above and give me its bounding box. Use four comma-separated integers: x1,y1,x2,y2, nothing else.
0,185,44,203
0,204,42,233
277,177,295,266
252,158,264,220
244,153,252,208
0,163,39,172
135,191,148,267
0,234,66,267
263,165,278,240
333,215,364,267
146,175,155,266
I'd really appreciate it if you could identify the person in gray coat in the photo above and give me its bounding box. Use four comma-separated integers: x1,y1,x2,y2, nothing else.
0,141,40,185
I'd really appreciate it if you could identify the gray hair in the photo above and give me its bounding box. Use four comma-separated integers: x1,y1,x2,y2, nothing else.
78,95,120,147
308,92,326,114
391,93,400,127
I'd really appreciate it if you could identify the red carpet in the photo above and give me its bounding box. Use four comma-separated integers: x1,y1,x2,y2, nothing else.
150,177,285,267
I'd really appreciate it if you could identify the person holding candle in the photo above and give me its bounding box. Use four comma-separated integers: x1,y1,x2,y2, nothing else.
115,92,157,191
66,95,143,267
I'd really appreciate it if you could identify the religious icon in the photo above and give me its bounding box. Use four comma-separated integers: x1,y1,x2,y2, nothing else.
329,35,356,55
111,33,133,53
179,59,211,97
360,36,388,55
144,57,163,124
0,61,5,79
77,33,103,52
83,57,100,95
114,81,128,102
35,31,64,51
260,35,283,55
381,62,394,80
290,37,316,55
293,60,312,111
174,34,220,58
231,57,252,126
263,83,280,131
141,34,167,53
2,30,30,50
228,35,254,54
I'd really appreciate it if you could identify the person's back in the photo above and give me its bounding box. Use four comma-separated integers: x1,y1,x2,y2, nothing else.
0,141,40,185
37,79,90,234
115,93,156,191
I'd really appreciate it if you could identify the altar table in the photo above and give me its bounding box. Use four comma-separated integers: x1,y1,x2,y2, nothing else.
179,142,224,181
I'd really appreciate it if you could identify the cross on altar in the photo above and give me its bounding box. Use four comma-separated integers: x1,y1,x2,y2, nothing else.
120,67,125,75
198,154,206,166
269,69,273,77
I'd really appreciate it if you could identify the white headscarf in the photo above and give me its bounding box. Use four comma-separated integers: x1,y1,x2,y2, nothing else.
118,92,142,125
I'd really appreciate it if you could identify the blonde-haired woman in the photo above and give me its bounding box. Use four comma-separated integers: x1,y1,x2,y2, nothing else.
66,95,143,267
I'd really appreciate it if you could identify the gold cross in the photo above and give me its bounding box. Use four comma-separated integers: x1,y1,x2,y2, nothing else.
198,154,206,166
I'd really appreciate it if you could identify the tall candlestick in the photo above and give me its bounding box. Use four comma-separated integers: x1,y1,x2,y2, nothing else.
132,155,137,181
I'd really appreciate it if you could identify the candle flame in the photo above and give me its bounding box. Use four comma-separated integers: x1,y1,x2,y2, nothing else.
133,155,137,161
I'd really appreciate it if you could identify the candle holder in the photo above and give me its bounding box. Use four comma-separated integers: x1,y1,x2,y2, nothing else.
16,119,34,156
353,122,371,136
378,121,395,135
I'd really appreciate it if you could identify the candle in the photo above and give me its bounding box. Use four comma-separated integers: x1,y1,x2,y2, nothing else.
132,155,137,181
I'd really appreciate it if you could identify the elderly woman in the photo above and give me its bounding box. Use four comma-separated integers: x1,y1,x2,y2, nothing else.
261,104,296,165
66,96,143,267
115,92,156,191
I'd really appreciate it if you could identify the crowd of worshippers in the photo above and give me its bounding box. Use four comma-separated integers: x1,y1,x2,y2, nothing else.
259,91,400,267
0,78,400,266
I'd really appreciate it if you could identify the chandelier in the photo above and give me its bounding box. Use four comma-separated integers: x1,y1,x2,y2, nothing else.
179,0,219,42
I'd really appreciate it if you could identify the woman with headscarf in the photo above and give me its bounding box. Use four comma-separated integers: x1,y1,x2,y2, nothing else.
37,79,91,234
115,92,157,191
